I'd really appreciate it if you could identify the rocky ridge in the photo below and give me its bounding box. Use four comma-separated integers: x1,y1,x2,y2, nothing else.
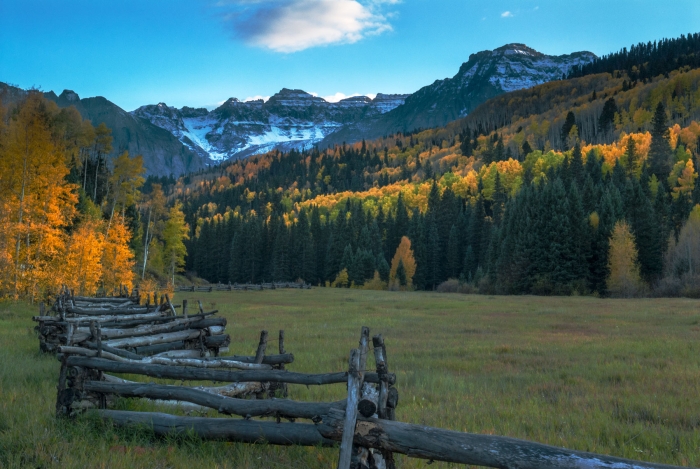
132,90,408,161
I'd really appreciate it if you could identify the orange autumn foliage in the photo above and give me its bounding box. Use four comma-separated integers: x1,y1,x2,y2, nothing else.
390,236,416,286
102,216,136,293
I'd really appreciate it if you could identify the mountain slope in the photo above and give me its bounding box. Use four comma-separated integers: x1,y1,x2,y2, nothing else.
132,89,407,162
45,90,208,176
321,43,596,146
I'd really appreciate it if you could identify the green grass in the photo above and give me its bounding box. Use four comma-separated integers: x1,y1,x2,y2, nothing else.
1,289,699,468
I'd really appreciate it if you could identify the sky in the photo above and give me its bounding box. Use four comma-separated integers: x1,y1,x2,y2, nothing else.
1,0,699,112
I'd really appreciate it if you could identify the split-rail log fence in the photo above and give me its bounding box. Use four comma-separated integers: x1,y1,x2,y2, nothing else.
33,286,233,357
176,282,311,292
49,317,686,469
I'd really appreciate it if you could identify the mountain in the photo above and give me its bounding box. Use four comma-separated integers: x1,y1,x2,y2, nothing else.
0,83,208,176
44,90,208,176
320,43,596,146
1,43,595,174
132,89,407,162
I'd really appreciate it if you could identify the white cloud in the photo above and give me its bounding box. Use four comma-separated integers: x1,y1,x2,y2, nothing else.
218,0,395,53
501,10,513,17
244,95,270,102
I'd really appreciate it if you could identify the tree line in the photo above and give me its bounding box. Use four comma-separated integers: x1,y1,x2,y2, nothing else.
0,92,189,300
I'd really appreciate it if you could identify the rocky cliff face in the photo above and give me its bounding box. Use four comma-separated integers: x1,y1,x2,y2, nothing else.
132,89,407,162
320,44,596,147
48,90,208,176
1,83,208,176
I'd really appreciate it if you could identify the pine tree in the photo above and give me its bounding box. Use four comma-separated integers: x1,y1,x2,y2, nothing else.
570,142,584,187
626,180,663,283
561,111,576,149
446,224,461,279
648,102,673,179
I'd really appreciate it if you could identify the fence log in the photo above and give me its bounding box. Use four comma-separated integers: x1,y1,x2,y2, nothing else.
83,382,345,419
94,317,227,340
64,357,395,385
98,410,335,447
318,408,687,469
95,409,684,469
219,353,294,365
103,330,204,349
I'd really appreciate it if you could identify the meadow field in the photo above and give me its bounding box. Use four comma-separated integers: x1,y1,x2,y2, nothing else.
1,289,699,468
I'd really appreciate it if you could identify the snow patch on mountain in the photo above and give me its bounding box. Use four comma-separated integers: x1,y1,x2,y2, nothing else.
133,90,407,162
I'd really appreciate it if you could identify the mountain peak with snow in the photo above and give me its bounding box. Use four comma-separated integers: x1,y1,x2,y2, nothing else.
133,88,408,162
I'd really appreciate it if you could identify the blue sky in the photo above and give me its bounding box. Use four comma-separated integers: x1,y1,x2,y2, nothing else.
1,0,698,111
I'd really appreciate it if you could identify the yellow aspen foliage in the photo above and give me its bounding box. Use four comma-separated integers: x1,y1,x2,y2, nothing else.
163,201,189,285
332,268,349,288
390,236,416,286
607,221,644,297
107,151,144,224
479,159,523,200
102,216,135,294
671,159,697,201
63,220,104,296
0,92,78,299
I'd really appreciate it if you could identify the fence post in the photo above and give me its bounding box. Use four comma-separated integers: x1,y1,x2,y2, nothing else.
373,334,395,469
337,348,361,469
351,327,372,468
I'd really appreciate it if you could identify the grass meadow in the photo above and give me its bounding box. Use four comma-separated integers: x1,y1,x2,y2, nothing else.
1,289,699,468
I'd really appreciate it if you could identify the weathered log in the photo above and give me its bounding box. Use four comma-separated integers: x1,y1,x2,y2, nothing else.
82,341,143,360
58,347,270,370
338,348,362,469
96,409,686,469
351,326,371,468
218,353,294,365
33,312,166,324
72,296,135,304
83,382,345,419
372,334,395,468
152,350,211,359
98,410,336,447
103,329,204,349
65,356,394,385
67,307,153,316
254,330,268,364
133,341,186,356
318,408,688,469
95,317,226,340
358,383,379,418
100,373,264,399
98,310,218,329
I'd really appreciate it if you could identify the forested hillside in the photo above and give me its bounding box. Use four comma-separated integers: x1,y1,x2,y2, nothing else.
177,42,700,296
0,92,188,300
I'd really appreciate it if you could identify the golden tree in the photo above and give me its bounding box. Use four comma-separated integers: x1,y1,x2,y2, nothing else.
63,220,104,296
162,201,189,285
390,236,416,286
107,151,144,228
0,92,77,299
607,221,643,297
102,215,136,294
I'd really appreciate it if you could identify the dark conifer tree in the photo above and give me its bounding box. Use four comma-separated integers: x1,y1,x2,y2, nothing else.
648,102,673,179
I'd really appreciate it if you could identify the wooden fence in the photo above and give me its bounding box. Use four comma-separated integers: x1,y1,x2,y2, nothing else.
176,282,312,292
49,316,685,469
33,286,232,357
